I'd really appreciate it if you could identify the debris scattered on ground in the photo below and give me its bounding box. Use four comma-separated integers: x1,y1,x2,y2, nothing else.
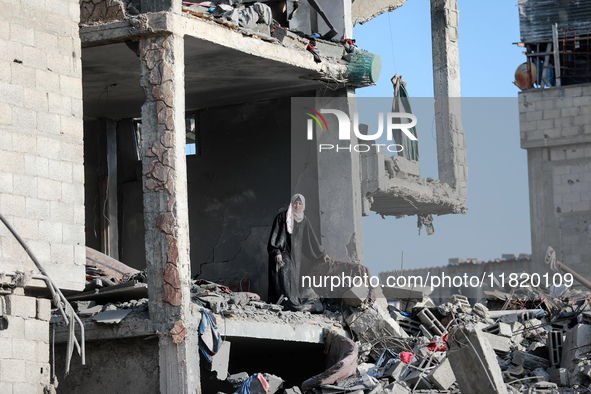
58,253,591,393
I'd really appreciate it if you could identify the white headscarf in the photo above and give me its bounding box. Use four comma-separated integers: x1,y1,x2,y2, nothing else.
286,194,305,234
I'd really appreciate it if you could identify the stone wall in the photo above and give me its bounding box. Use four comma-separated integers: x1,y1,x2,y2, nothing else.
0,0,85,291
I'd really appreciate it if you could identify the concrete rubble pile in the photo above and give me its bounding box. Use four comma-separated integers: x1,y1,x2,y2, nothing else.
56,259,591,394
201,284,591,394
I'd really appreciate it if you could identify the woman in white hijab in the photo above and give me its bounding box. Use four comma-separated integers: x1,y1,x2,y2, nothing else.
267,194,330,311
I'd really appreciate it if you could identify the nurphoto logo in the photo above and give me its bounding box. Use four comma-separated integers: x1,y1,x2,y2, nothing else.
304,108,418,153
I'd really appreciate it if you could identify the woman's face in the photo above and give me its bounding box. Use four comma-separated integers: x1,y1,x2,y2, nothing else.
292,200,304,213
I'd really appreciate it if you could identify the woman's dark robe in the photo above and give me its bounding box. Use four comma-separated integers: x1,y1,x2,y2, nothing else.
267,210,325,310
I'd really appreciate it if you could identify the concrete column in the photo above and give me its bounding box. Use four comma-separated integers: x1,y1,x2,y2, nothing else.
139,33,200,393
141,0,180,13
430,0,468,196
315,89,364,264
317,0,353,39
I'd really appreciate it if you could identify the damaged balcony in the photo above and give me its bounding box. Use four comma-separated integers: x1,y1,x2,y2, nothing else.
80,12,349,120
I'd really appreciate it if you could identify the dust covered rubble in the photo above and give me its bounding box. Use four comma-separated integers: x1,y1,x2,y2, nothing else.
198,282,591,394
58,270,591,394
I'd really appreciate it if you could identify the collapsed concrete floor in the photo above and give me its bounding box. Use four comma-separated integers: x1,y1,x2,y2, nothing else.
48,260,591,394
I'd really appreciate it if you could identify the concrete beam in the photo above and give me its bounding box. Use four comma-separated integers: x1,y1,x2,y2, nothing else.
352,0,408,26
79,12,345,76
430,0,468,198
447,325,508,394
215,315,344,343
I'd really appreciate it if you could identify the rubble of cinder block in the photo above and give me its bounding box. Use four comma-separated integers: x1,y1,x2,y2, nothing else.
63,265,591,393
196,284,591,394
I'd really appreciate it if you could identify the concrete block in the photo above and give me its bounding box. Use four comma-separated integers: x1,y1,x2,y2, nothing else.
227,372,249,389
6,294,37,318
12,133,37,154
37,178,62,201
561,324,591,369
342,285,369,307
482,332,512,354
13,338,37,361
0,101,12,125
473,303,489,319
209,340,230,380
60,142,84,163
37,112,61,135
262,373,283,394
345,304,407,360
428,358,456,390
13,174,38,198
36,298,51,321
50,243,74,264
24,318,49,343
48,91,71,116
24,155,48,177
23,88,48,113
383,360,406,381
573,95,591,107
548,330,563,367
36,69,59,93
12,217,39,239
11,63,36,90
416,308,445,336
483,322,512,338
25,361,49,388
0,382,12,394
550,368,569,386
447,325,507,394
49,201,74,223
384,382,410,394
0,336,13,359
59,75,82,99
13,382,42,394
2,151,25,176
48,159,72,182
0,359,27,382
38,221,62,243
382,286,430,301
404,371,432,390
36,341,49,364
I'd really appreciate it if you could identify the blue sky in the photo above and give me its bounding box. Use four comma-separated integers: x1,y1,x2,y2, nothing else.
352,1,532,274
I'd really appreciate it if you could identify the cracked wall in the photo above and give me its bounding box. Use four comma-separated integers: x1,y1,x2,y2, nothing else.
188,97,293,298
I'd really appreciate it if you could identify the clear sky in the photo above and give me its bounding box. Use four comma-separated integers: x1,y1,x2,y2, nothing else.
352,1,532,274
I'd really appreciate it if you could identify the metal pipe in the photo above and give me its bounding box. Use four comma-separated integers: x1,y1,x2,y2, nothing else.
555,261,591,291
0,271,85,364
0,212,85,369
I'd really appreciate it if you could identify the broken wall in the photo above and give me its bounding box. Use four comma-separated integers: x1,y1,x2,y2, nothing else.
0,294,52,393
188,97,296,296
0,0,86,291
55,337,159,394
520,84,591,285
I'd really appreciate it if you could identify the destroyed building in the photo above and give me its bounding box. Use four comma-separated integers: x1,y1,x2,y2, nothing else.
0,0,482,392
516,0,591,286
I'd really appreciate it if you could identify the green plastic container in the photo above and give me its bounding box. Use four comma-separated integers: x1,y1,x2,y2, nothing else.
347,50,382,85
